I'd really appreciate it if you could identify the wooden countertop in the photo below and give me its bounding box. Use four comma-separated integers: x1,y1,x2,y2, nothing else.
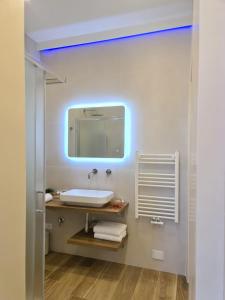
46,199,129,215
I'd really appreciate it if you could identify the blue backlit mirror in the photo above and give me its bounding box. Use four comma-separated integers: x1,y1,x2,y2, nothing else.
68,105,125,158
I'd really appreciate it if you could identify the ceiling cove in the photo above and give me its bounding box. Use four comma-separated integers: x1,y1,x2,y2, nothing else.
25,0,193,50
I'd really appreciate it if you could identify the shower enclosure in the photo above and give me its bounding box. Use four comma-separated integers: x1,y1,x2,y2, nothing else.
25,59,45,300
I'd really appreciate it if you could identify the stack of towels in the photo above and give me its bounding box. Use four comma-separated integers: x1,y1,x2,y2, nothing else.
93,221,127,242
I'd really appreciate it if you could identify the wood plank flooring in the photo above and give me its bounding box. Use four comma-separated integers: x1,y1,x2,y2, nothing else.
45,252,188,300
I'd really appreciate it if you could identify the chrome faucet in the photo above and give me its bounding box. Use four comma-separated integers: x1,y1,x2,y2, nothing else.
106,169,112,176
88,168,98,179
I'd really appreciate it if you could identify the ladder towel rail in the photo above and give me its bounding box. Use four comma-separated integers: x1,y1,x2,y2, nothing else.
135,152,179,223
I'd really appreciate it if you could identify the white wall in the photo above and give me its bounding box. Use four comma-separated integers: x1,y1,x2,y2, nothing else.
0,1,26,299
191,0,225,299
187,0,199,298
25,34,41,62
42,28,191,275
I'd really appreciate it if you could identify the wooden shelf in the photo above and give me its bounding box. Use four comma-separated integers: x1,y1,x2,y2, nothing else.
46,199,128,215
47,198,129,251
67,229,128,251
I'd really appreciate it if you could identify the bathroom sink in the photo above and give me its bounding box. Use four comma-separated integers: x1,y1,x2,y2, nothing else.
60,189,114,207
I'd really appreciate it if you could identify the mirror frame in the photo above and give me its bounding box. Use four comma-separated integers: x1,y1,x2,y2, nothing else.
65,102,131,162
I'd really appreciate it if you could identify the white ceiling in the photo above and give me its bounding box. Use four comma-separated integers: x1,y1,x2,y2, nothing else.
25,0,193,50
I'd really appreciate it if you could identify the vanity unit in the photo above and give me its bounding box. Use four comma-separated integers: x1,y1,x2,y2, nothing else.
46,196,128,251
46,103,129,251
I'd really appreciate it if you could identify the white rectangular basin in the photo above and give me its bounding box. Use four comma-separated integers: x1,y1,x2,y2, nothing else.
60,189,114,207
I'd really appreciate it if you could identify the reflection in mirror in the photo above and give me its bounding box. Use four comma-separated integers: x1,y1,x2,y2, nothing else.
68,105,125,158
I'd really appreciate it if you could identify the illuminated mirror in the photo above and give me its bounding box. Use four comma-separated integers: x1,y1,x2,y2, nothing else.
68,105,125,158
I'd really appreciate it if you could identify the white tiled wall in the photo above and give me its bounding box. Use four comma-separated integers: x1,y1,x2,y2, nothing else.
42,28,191,274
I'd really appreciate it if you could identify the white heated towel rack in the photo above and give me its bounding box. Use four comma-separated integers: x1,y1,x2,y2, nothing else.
135,152,179,223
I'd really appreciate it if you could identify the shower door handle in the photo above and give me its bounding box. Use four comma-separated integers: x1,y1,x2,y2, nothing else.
36,209,44,214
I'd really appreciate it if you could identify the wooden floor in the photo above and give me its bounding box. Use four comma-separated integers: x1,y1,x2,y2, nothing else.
45,252,188,300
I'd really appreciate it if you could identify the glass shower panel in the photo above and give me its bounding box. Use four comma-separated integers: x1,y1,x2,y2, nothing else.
25,60,45,300
25,60,36,300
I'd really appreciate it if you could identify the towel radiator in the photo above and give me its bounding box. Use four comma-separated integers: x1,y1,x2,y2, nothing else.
135,152,179,224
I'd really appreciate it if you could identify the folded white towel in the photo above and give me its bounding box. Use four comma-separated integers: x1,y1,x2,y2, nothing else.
93,221,127,236
94,231,127,242
45,193,53,202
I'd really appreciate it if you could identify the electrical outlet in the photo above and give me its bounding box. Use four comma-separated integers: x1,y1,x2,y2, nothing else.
152,249,165,261
45,223,53,230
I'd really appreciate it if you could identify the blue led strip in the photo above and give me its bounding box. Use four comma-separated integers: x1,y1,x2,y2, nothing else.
42,25,192,53
50,25,192,163
65,102,131,163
